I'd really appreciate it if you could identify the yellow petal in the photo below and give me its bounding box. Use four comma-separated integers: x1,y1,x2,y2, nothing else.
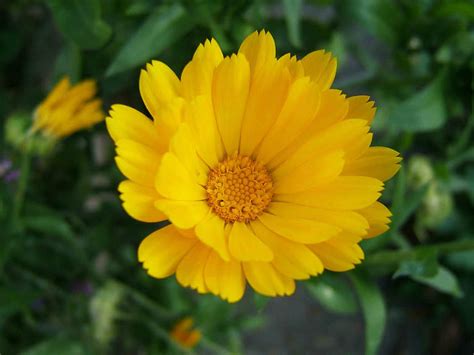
106,105,161,150
195,213,231,261
228,222,273,262
344,147,402,182
115,139,161,176
251,220,323,280
155,153,206,201
272,150,345,194
155,200,209,229
238,30,276,75
278,53,304,79
119,180,166,222
358,201,392,238
176,243,211,293
185,95,224,167
267,202,369,236
243,261,295,297
204,251,245,303
212,53,250,155
345,95,376,124
256,77,321,164
304,89,348,133
181,39,224,99
258,212,340,244
268,119,369,173
138,225,197,278
139,60,181,120
115,156,156,187
309,240,364,272
276,176,384,210
239,59,291,156
300,50,337,90
170,123,209,185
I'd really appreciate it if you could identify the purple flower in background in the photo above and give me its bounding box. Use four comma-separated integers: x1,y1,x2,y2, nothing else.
0,158,20,183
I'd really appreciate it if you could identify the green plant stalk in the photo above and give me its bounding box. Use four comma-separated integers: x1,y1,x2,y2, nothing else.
365,239,474,267
12,140,32,225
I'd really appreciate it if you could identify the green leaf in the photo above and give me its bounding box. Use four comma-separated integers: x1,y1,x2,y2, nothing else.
339,0,402,45
23,215,74,240
306,273,358,314
0,287,39,319
388,74,447,132
282,0,303,48
350,272,386,355
253,293,270,312
413,266,463,298
393,250,439,279
106,3,195,77
21,337,86,355
46,0,112,50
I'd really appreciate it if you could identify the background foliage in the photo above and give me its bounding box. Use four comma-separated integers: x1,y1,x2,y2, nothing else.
1,0,473,354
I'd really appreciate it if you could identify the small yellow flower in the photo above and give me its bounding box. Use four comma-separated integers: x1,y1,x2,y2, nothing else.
107,31,401,302
33,76,104,138
170,317,201,349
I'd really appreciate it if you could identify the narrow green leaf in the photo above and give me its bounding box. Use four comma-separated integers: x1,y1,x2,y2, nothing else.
23,215,74,240
106,3,195,77
282,0,303,48
388,74,447,132
350,272,386,355
21,337,86,355
306,273,358,314
46,0,112,50
393,250,439,279
413,266,463,298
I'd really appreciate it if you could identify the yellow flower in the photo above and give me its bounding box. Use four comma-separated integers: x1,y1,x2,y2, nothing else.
170,317,201,349
106,31,401,302
33,76,104,138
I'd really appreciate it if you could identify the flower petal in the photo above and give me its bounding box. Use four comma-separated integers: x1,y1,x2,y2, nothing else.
267,202,369,236
251,220,323,280
106,105,161,150
204,251,245,303
228,222,273,262
138,225,197,278
239,59,291,156
176,243,211,293
155,200,209,229
275,176,384,210
345,96,376,124
185,95,224,167
344,147,402,182
256,77,321,164
195,213,231,261
300,50,337,90
181,39,224,99
139,60,181,120
243,261,295,297
238,30,276,75
119,180,166,222
258,212,340,244
358,201,392,239
155,153,206,201
212,53,250,156
308,239,364,272
272,150,345,194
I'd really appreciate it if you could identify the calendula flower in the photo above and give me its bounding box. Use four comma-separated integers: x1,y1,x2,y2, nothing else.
33,76,104,139
107,31,401,302
170,317,201,349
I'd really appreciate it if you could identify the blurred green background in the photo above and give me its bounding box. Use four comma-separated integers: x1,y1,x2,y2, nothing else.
1,0,473,354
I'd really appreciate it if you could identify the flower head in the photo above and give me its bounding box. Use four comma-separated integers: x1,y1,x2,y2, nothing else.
170,317,201,349
107,31,401,302
33,76,104,139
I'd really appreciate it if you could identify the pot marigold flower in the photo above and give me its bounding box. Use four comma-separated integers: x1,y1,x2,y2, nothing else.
170,317,201,349
107,31,401,302
33,76,104,138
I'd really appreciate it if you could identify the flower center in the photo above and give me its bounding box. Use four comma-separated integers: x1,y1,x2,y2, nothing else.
205,155,273,223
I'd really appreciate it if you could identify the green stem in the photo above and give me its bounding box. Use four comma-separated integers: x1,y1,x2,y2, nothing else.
12,141,32,225
365,239,474,266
